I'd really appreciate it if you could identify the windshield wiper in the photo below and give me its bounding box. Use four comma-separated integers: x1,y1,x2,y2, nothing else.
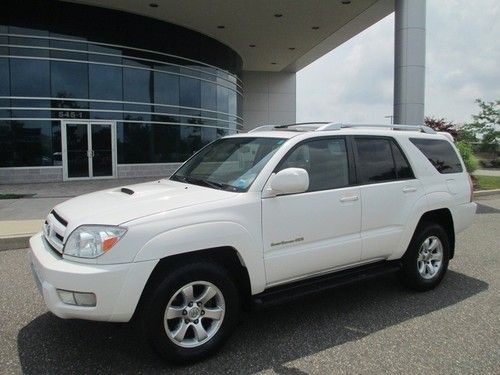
171,175,243,192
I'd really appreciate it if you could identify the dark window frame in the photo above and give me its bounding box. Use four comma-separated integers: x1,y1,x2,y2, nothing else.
350,135,416,186
274,136,356,193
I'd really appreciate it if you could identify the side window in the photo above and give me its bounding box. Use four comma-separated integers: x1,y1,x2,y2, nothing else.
279,138,349,192
391,141,414,179
410,138,463,174
354,138,396,183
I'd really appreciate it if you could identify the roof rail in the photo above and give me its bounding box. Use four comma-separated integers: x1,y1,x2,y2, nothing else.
247,122,330,133
335,123,436,134
248,122,436,134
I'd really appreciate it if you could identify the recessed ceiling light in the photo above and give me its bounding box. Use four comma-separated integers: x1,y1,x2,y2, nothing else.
312,26,320,30
149,3,158,8
217,25,225,29
249,44,256,48
271,62,277,65
274,13,283,18
288,47,296,50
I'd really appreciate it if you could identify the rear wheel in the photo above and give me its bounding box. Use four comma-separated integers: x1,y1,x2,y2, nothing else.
400,222,450,291
140,262,240,363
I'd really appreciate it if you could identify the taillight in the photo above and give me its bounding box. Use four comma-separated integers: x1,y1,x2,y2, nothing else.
467,173,474,202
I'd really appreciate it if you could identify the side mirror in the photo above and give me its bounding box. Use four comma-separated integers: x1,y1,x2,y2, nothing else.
269,168,309,196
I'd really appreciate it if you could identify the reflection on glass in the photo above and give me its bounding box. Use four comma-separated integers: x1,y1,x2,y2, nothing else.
123,64,153,103
91,124,112,177
51,61,89,106
10,59,50,97
154,71,179,107
0,120,53,167
66,123,89,178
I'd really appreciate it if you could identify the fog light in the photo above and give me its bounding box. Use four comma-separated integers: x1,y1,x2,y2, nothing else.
57,289,96,307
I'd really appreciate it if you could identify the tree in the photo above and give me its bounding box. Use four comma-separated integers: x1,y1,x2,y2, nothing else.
424,116,458,139
463,99,500,148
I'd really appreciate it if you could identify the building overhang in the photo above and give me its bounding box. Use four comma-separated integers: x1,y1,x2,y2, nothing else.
63,0,394,72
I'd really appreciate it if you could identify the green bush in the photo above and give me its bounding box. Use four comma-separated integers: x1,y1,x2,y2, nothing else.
456,141,479,173
492,157,500,168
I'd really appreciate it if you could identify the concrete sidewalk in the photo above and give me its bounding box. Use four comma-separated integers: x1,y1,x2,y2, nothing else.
473,168,500,177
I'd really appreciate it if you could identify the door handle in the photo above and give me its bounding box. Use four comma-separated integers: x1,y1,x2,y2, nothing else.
340,195,359,202
403,186,417,193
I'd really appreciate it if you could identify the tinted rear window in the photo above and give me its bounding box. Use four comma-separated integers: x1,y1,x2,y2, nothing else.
410,138,463,174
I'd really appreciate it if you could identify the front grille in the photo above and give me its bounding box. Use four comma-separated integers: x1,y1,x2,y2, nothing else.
43,210,68,255
51,210,68,226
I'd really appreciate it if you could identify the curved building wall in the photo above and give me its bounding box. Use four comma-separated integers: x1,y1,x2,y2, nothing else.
0,0,243,181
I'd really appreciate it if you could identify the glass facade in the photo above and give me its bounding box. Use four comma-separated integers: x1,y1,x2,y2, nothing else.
0,0,243,169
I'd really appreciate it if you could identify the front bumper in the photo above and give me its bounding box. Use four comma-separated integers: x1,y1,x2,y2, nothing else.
29,232,157,322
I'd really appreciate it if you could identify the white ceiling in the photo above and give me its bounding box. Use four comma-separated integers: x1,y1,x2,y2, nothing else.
64,0,394,72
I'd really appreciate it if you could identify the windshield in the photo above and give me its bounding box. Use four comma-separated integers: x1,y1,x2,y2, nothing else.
170,137,286,192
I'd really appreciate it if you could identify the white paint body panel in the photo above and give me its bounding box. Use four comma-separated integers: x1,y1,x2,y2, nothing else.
29,128,476,322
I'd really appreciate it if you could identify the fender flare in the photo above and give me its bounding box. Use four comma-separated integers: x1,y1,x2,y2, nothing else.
134,221,266,294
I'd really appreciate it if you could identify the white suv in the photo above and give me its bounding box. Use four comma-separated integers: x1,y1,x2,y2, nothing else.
30,123,477,363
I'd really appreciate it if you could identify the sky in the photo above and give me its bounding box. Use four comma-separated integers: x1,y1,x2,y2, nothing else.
296,0,500,126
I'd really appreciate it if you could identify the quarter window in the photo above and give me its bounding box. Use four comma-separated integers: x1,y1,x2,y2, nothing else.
279,138,349,192
410,138,463,174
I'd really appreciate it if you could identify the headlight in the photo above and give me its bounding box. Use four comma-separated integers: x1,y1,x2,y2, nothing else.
64,225,127,258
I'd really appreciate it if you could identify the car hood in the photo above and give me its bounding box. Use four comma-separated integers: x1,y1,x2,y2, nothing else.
53,179,236,229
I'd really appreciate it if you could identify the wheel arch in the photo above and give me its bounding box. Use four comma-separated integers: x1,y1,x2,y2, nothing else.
413,208,456,258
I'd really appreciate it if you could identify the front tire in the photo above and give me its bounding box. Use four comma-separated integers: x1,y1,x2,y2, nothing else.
399,222,450,291
140,262,240,364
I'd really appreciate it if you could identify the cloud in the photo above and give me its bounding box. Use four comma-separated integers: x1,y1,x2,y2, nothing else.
297,0,500,125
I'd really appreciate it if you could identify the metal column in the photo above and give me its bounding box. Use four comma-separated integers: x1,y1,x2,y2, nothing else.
394,0,426,125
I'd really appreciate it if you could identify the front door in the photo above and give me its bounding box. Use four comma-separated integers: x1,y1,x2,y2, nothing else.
62,121,116,180
262,137,362,286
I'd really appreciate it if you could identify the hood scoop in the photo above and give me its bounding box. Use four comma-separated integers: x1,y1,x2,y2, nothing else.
120,187,135,195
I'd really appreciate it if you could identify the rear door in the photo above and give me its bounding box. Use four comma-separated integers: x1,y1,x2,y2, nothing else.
352,136,423,261
262,137,362,285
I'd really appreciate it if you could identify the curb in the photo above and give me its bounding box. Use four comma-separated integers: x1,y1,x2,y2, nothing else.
0,235,32,251
474,189,500,198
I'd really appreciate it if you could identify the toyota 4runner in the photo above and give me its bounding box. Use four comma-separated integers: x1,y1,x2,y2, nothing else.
30,122,477,363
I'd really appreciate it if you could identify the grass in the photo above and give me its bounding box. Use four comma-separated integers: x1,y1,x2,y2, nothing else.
475,175,500,190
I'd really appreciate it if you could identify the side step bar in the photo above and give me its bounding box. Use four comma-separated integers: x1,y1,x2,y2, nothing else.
252,260,402,309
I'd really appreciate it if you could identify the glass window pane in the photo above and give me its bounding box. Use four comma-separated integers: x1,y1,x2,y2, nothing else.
410,138,463,174
217,85,228,116
201,81,216,111
66,123,89,177
179,76,200,108
123,66,152,103
280,138,349,192
0,58,9,96
355,138,396,183
154,71,179,107
10,58,50,97
89,64,122,100
0,120,52,167
51,61,89,99
8,27,49,57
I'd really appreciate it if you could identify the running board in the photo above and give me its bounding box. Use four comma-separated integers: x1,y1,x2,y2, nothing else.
252,261,402,309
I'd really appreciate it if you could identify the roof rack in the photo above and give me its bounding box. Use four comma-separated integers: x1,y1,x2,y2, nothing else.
248,122,436,134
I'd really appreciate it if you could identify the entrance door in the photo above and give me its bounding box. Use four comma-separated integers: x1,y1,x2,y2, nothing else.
62,121,116,180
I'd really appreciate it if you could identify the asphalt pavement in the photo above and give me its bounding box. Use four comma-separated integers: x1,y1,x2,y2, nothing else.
0,197,499,374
